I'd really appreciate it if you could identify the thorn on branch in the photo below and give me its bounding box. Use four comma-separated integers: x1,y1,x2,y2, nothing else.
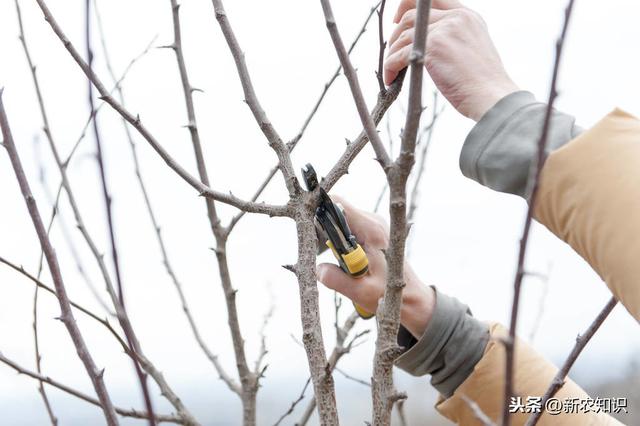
282,264,297,274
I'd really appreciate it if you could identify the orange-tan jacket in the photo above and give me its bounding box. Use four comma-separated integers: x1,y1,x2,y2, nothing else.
399,92,639,425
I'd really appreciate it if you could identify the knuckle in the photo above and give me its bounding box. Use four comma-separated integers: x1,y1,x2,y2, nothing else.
453,7,480,24
369,219,390,246
400,9,416,25
428,32,445,53
398,29,413,44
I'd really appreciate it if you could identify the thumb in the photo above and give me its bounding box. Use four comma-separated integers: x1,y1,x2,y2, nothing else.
317,263,358,300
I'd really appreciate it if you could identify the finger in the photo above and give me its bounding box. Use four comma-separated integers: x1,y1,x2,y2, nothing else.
317,263,359,300
390,9,415,43
393,0,463,23
329,195,384,246
317,263,380,314
388,8,448,47
384,43,411,85
387,28,414,59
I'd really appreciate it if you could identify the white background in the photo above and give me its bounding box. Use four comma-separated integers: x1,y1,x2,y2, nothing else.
0,0,639,424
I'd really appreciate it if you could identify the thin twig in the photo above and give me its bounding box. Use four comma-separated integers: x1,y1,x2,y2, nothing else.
63,34,158,170
33,270,58,425
93,0,241,396
33,137,112,313
210,0,301,197
503,2,576,424
407,92,440,222
254,301,275,378
321,70,406,192
29,133,59,426
84,1,156,421
319,0,392,169
0,353,182,424
34,0,291,217
373,184,387,213
272,378,312,426
226,1,381,233
0,255,132,354
168,2,261,422
376,0,387,92
335,368,371,387
17,5,196,420
525,297,617,426
0,90,119,426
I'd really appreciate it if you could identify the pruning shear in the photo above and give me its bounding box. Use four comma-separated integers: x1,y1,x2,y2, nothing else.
302,163,374,320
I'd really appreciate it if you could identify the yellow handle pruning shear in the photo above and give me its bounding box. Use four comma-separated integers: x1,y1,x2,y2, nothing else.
302,163,374,320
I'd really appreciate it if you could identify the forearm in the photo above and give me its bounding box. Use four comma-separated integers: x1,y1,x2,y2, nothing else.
460,93,640,321
393,93,583,398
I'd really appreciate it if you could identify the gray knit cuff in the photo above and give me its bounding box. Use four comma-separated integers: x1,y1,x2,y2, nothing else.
395,288,489,398
460,90,582,197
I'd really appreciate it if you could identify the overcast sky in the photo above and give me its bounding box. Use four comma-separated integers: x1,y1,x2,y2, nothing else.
0,0,639,424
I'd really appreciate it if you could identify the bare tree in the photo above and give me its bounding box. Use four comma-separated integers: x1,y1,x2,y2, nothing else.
0,0,622,425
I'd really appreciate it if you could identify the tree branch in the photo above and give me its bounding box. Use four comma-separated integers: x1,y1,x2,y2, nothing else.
210,0,301,197
95,0,242,397
33,136,113,314
33,0,291,218
371,1,431,424
291,209,339,424
1,251,200,426
165,2,260,420
503,2,576,424
19,4,199,423
226,1,381,234
525,297,617,426
0,254,131,355
0,90,119,426
319,0,392,169
321,70,406,192
295,311,361,426
0,353,182,425
84,2,156,421
32,270,58,425
29,133,60,425
64,33,158,171
376,0,387,92
272,378,312,426
407,92,441,222
335,368,371,387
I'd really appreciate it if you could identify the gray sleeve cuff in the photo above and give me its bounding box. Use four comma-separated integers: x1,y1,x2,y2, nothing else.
460,91,583,197
395,288,489,398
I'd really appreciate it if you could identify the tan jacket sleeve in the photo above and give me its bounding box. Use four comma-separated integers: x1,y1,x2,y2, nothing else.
535,108,640,321
437,109,640,425
436,324,623,425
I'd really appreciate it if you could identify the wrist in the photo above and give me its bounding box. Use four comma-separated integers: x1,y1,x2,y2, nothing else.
467,80,520,122
400,281,436,338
